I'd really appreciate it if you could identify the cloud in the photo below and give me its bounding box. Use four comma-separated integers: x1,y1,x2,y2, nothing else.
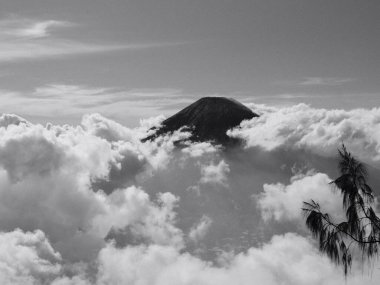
258,173,344,222
0,113,28,128
0,84,193,125
81,113,142,142
31,84,191,112
0,113,190,263
1,229,377,285
67,232,377,285
188,215,213,243
0,17,181,63
0,228,377,285
229,103,380,166
180,142,218,158
100,189,184,248
299,77,354,86
3,19,72,38
200,160,230,185
0,229,62,285
0,111,236,263
0,103,379,283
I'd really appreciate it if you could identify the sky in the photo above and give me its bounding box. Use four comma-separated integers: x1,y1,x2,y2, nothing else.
0,0,379,125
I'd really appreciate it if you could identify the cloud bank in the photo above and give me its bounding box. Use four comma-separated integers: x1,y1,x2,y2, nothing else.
0,102,380,284
229,103,380,166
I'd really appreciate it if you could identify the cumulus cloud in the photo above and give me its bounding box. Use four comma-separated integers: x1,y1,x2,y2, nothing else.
200,160,230,185
81,113,142,143
0,111,233,264
0,229,61,285
181,142,218,158
258,173,343,222
101,189,184,248
229,103,380,166
0,102,379,284
62,233,377,285
2,229,378,285
0,113,188,262
0,114,29,128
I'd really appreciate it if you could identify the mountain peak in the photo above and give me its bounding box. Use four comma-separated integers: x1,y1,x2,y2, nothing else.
143,97,258,145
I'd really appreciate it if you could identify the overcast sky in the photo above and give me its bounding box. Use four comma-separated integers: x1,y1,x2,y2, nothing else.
0,0,379,125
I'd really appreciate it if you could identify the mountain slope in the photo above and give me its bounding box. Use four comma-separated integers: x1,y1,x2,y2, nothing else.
143,97,258,145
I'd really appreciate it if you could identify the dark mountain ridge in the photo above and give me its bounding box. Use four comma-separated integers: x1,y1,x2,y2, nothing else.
142,97,258,145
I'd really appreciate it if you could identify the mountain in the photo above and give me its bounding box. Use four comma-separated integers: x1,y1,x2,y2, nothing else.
142,97,258,145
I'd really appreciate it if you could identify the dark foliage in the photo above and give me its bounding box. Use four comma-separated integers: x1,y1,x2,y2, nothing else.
303,144,380,276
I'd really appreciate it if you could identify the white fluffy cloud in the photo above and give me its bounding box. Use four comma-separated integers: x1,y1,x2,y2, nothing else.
258,173,344,222
2,229,378,285
229,103,380,165
0,102,379,284
63,232,377,285
200,160,230,185
0,113,189,263
0,229,61,285
0,114,28,128
99,189,184,248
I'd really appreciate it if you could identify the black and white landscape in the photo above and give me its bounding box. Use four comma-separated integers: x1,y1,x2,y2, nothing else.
0,1,379,284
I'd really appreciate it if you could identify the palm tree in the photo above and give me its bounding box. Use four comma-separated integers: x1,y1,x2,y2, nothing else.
303,144,380,275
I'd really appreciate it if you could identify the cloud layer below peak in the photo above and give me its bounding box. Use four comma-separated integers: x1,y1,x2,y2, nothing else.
0,101,379,284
